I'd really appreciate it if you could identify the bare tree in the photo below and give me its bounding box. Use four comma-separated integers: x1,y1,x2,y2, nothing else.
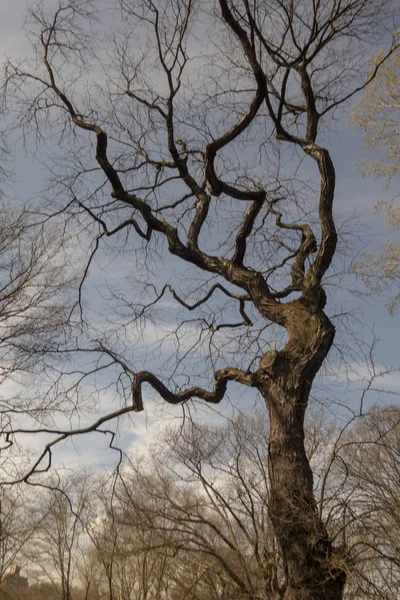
0,202,71,487
74,543,101,600
81,478,132,600
117,411,280,599
25,479,88,600
3,408,398,600
0,487,43,584
2,1,400,598
327,406,400,600
110,405,400,600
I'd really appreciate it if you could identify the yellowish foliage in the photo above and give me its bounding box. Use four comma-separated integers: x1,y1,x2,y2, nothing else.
350,48,400,186
350,46,400,312
356,240,400,314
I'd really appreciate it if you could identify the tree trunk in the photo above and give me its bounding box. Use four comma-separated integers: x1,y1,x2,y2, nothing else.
258,301,346,600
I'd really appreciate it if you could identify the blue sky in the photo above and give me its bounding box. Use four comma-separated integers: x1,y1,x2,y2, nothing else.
0,0,399,478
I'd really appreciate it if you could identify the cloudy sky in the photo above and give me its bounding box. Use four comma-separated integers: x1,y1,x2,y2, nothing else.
0,0,399,479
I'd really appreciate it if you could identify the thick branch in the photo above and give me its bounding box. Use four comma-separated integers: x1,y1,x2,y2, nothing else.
267,199,317,294
205,0,267,199
132,368,256,411
233,198,265,266
302,144,337,290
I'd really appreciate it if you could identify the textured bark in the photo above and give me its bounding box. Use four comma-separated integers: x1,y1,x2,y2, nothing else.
257,303,346,599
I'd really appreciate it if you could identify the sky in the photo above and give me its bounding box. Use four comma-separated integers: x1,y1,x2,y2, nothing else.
0,0,399,481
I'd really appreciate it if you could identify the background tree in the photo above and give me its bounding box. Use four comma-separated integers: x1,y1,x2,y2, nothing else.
0,487,42,584
0,200,73,491
25,479,88,600
0,406,398,599
106,406,400,600
117,412,280,600
74,542,101,600
2,1,399,598
350,46,400,312
81,477,137,600
331,407,400,600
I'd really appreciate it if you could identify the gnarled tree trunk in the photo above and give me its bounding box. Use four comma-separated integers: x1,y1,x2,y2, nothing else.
258,303,346,599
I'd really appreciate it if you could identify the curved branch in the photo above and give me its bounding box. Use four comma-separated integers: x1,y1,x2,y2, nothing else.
205,0,267,199
268,198,317,292
6,408,134,484
168,283,253,327
167,282,250,309
75,198,151,241
132,368,256,411
302,144,337,290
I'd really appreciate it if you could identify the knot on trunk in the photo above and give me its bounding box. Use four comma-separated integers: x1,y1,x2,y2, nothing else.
259,349,279,374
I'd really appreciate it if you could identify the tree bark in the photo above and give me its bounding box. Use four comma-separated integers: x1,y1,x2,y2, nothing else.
257,302,346,600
